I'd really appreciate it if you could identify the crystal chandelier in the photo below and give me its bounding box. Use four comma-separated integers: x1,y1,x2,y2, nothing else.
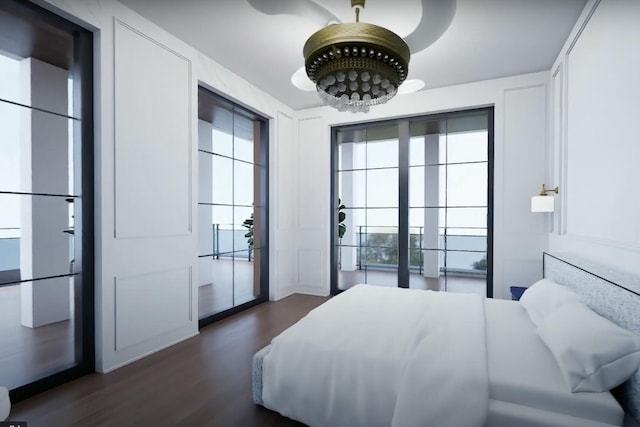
303,0,410,113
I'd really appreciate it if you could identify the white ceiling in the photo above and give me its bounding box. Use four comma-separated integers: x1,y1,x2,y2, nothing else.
119,0,587,110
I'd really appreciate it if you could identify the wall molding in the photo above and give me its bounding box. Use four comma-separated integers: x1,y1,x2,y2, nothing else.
113,18,193,239
564,233,640,252
562,0,601,240
551,63,566,235
113,266,193,351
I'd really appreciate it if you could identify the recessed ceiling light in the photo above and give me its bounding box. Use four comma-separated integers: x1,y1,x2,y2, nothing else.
291,66,317,92
397,79,425,95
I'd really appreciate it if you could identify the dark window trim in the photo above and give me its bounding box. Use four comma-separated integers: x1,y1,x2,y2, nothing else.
4,0,95,404
197,86,269,329
331,107,495,297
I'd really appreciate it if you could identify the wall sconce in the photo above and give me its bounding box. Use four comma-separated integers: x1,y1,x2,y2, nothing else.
531,184,559,212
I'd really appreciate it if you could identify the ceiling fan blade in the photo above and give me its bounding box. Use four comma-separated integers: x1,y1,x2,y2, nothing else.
247,0,341,27
404,0,456,54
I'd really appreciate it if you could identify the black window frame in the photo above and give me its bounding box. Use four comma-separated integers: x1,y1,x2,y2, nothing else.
197,86,269,329
0,0,95,403
330,107,494,297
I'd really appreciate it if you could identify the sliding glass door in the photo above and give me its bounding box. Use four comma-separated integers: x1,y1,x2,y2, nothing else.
332,109,493,297
0,0,94,401
197,87,269,327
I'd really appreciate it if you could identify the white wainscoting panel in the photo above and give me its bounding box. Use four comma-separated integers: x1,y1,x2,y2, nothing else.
551,64,565,235
115,267,192,351
276,249,297,299
298,248,326,295
565,0,640,248
276,111,296,231
298,117,329,231
114,20,192,238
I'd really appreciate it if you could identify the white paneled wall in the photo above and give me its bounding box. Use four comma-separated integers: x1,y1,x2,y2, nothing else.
40,0,295,373
272,111,298,300
548,0,640,274
297,117,329,296
38,0,624,373
295,72,551,299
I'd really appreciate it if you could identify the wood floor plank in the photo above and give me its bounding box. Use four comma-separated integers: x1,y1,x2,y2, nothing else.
9,293,327,427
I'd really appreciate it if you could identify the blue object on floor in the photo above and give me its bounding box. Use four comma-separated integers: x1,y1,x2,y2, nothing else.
510,286,527,301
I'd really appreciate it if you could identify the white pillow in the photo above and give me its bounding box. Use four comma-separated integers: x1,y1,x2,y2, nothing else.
537,302,640,392
519,278,580,326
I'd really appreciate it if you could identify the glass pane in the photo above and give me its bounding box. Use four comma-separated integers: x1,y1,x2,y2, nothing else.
446,163,487,206
365,208,398,229
252,207,265,250
0,102,75,195
367,138,398,169
0,53,72,117
338,141,366,171
409,166,423,207
363,247,398,286
233,250,257,306
362,225,398,249
409,133,442,166
409,166,446,208
409,271,444,291
365,124,398,169
366,168,398,208
234,160,254,206
0,276,76,389
212,206,233,256
446,207,487,229
198,151,212,204
0,194,75,285
445,233,487,252
198,205,213,256
234,206,253,253
234,113,254,163
409,208,446,249
212,156,233,205
338,267,365,291
337,242,361,273
338,170,366,209
0,53,21,106
446,130,488,164
199,258,233,318
445,251,487,273
409,136,424,166
234,137,254,164
212,127,233,158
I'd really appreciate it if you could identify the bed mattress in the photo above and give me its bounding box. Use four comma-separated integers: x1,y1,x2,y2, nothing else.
253,289,625,426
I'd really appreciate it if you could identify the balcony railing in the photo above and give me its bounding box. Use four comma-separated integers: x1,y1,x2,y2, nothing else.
211,224,253,260
339,225,487,276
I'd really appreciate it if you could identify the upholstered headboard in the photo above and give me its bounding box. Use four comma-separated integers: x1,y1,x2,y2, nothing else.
543,252,640,425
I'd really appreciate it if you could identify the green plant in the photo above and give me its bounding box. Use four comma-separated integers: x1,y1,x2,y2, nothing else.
472,255,487,271
242,213,254,248
338,198,346,239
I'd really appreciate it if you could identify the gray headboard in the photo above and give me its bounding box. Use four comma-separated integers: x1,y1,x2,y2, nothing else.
543,252,640,424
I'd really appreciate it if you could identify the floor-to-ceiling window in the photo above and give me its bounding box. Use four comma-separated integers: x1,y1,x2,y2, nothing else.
0,0,94,402
197,87,268,326
332,108,493,296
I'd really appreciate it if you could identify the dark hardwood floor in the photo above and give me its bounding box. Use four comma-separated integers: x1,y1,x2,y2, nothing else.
9,293,328,427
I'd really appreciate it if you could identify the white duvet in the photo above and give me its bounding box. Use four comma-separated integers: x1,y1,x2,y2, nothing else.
262,285,489,427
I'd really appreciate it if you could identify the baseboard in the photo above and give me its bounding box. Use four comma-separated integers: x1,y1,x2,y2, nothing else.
295,286,330,297
98,330,199,374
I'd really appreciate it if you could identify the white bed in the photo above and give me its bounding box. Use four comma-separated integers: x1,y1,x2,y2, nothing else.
253,253,640,427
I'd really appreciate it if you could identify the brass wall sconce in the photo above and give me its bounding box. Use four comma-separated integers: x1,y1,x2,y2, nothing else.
531,184,559,212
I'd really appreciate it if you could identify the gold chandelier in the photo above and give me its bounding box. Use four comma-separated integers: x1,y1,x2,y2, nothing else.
303,0,410,113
